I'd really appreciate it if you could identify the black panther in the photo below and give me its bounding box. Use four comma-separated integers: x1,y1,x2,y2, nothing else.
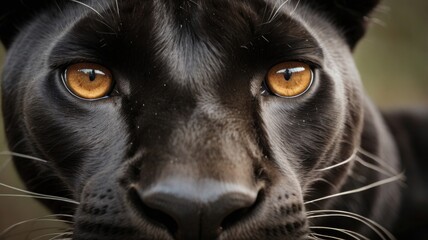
0,0,427,239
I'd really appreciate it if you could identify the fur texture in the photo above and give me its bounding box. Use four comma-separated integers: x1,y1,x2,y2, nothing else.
0,0,427,239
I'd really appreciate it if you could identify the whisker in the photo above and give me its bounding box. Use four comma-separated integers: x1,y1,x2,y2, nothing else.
308,234,321,240
304,173,404,205
308,213,385,240
69,0,103,18
50,233,73,240
95,31,118,35
307,210,396,240
0,183,78,203
1,227,70,240
311,232,346,240
310,226,367,240
314,146,399,179
188,0,200,7
357,148,399,175
371,18,386,27
261,3,269,24
315,149,357,172
32,231,73,240
69,0,116,32
0,214,73,238
0,182,79,205
356,156,394,177
0,151,47,163
290,0,301,16
263,0,290,25
0,194,79,205
54,0,65,15
375,4,391,14
115,0,121,20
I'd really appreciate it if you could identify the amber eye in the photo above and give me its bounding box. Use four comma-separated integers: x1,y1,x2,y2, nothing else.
64,63,114,99
265,62,313,98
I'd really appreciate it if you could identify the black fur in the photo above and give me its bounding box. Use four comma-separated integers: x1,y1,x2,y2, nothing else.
1,0,427,239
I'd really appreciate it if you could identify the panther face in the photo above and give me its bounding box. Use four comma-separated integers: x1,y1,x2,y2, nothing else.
2,0,402,240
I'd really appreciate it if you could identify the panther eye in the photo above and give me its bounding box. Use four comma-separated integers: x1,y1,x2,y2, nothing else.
64,63,113,100
265,62,313,98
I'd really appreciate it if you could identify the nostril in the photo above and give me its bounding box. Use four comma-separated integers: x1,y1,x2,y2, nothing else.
221,189,264,230
128,179,261,239
128,188,178,235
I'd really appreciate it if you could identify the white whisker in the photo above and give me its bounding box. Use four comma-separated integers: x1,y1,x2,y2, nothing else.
308,234,321,240
311,232,345,240
305,173,404,204
315,149,357,172
188,0,200,7
309,213,385,240
0,214,73,238
0,181,80,205
0,151,47,163
33,231,73,240
0,194,80,205
310,226,367,240
356,156,394,177
69,0,103,18
307,210,396,240
357,148,399,175
115,0,121,20
290,0,301,16
69,0,116,32
371,18,386,27
264,0,290,25
54,0,65,15
49,233,73,240
1,227,70,240
261,3,269,24
375,4,391,14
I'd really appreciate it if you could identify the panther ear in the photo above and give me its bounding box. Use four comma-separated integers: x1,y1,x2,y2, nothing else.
0,0,56,48
303,0,380,49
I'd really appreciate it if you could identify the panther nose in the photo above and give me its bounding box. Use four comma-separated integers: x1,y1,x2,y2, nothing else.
134,178,259,240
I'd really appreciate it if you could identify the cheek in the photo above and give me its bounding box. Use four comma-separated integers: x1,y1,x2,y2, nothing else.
23,78,129,190
259,73,345,181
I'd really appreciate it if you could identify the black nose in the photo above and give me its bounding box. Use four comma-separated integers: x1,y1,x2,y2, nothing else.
134,178,259,240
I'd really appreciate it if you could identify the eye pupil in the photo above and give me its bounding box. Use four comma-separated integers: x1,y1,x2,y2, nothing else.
283,69,292,81
89,69,96,81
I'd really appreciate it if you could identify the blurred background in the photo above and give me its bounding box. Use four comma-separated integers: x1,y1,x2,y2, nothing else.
0,0,427,239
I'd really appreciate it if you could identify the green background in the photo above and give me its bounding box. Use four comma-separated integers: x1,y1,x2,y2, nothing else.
0,0,427,239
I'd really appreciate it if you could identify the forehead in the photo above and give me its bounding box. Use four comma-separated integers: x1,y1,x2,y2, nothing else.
50,0,323,90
